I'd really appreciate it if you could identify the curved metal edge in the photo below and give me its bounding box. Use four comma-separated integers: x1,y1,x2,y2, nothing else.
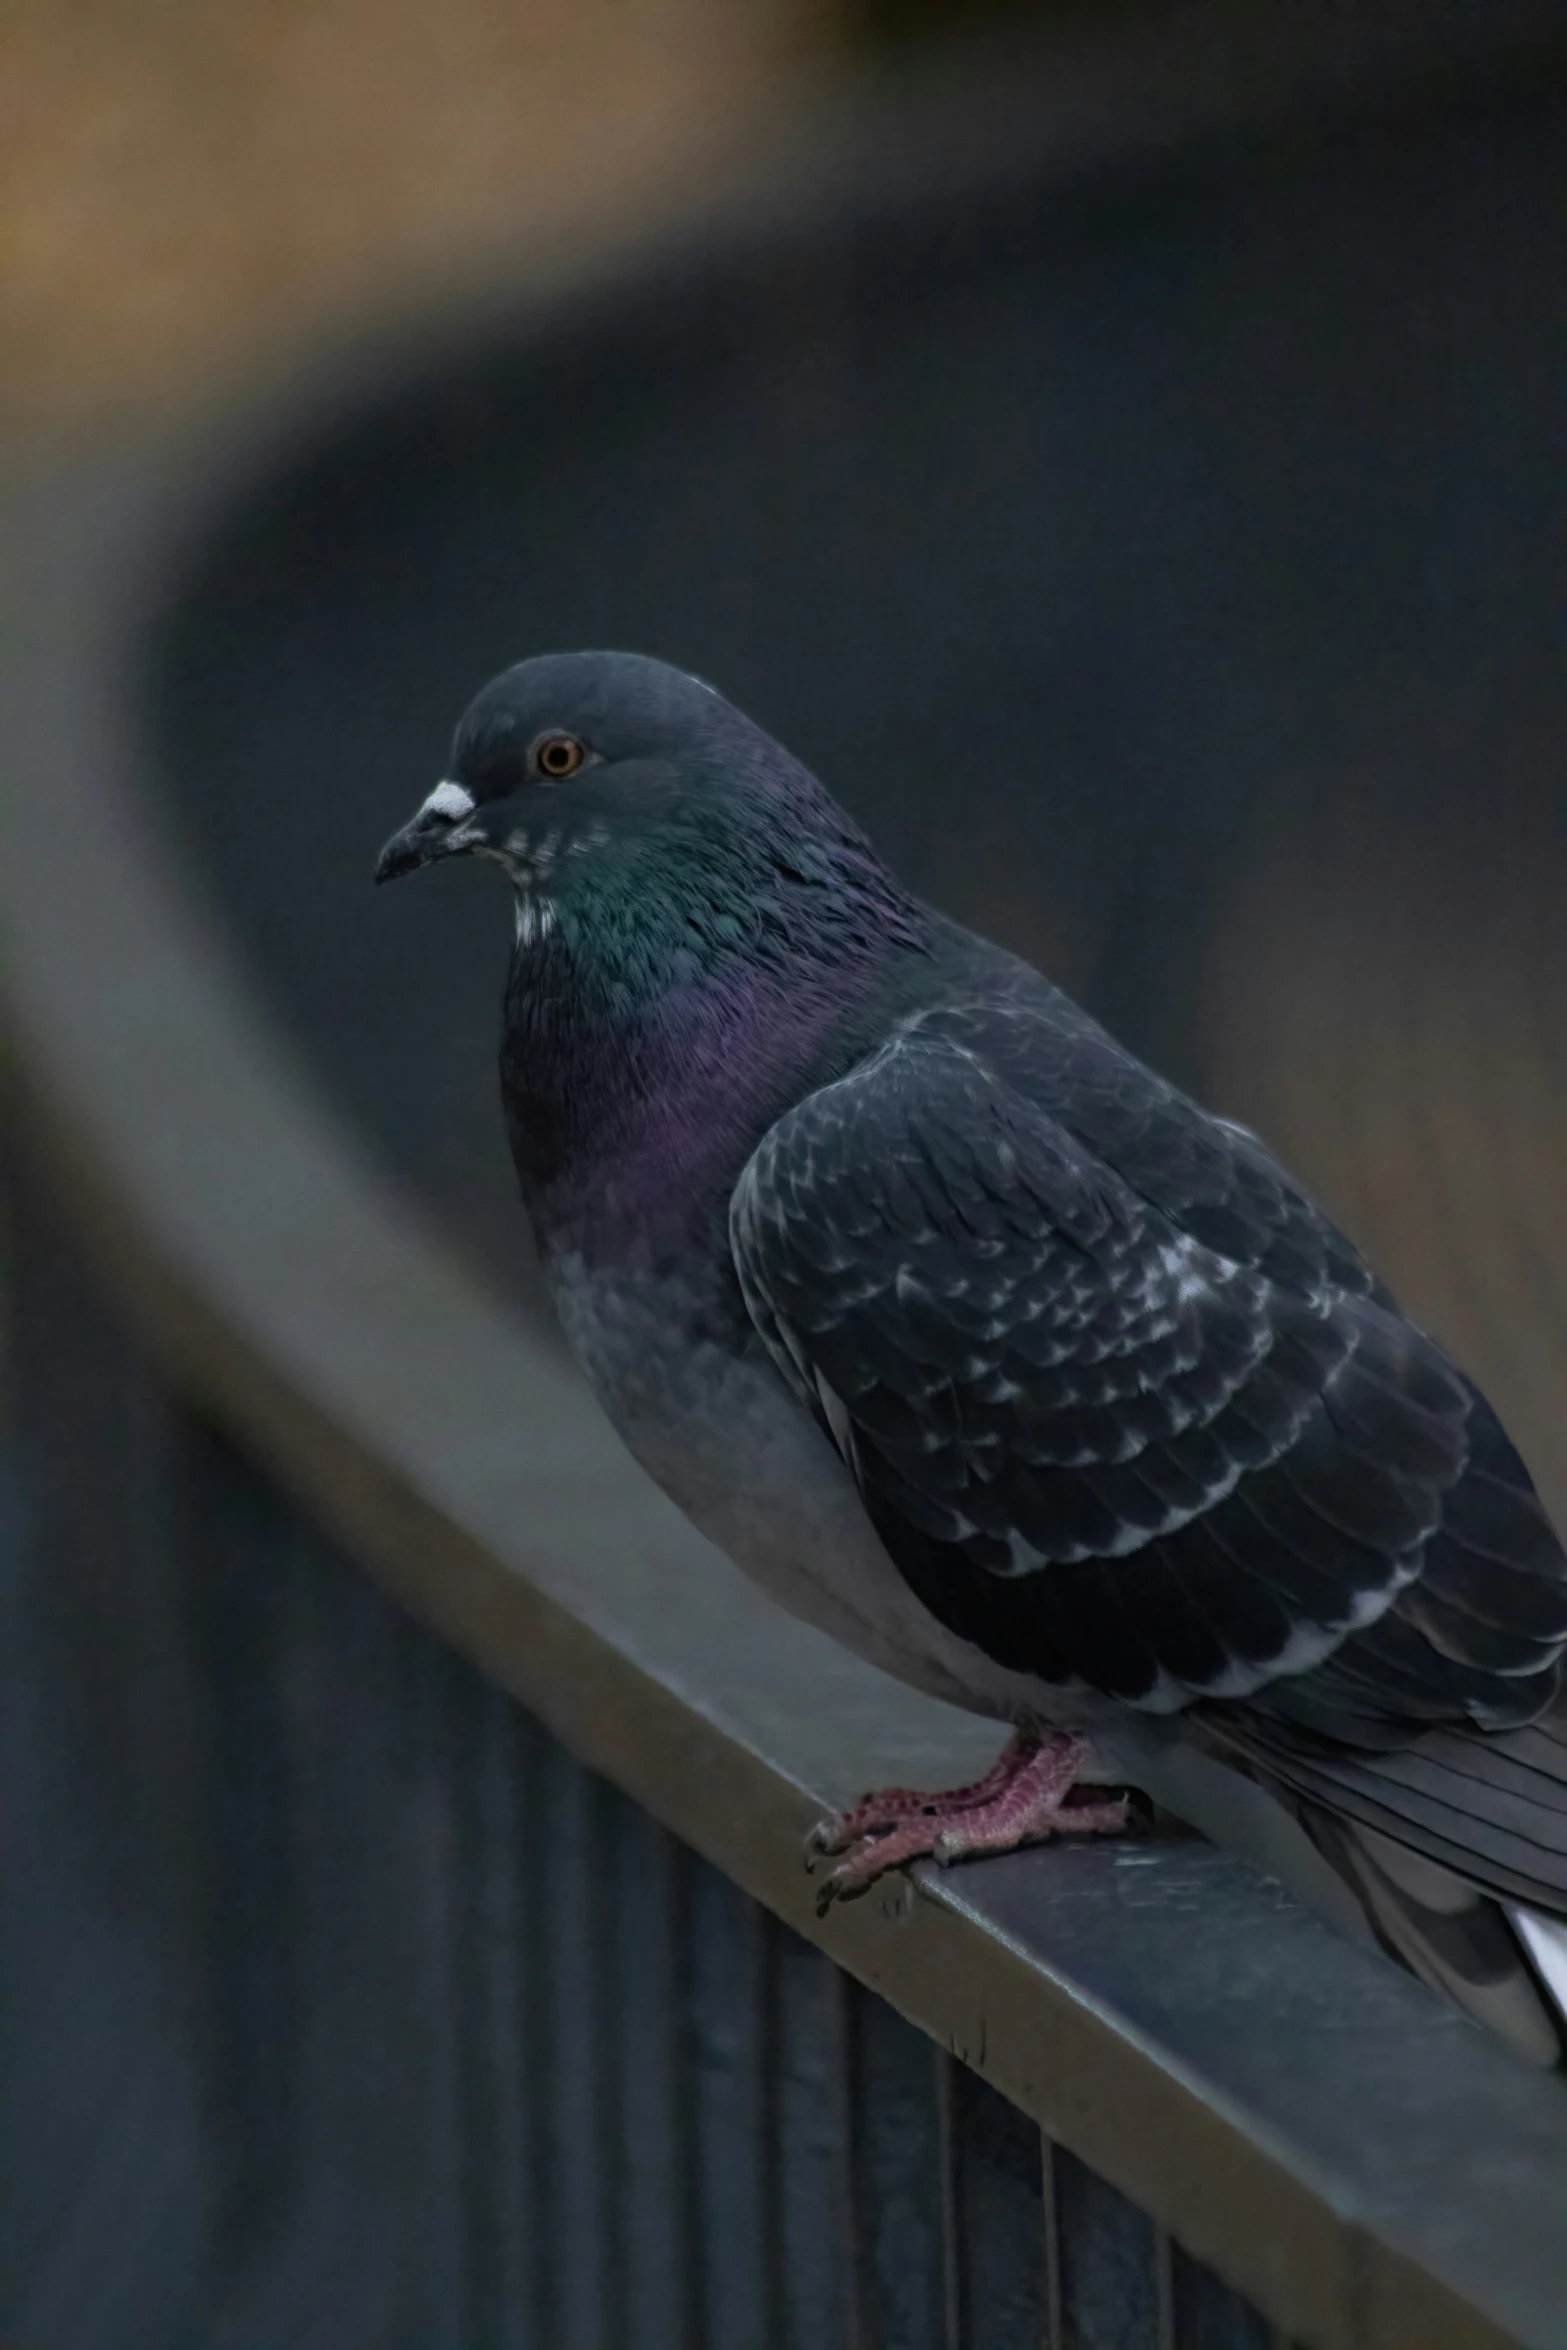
7,24,1567,2348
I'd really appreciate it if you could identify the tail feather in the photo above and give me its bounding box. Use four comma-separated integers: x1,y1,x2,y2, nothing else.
1202,1704,1567,1909
1509,1906,1567,2034
1303,1810,1567,2069
1184,1700,1567,2064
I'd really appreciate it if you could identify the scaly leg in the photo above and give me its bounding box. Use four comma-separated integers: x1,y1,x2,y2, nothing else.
808,1730,1128,1915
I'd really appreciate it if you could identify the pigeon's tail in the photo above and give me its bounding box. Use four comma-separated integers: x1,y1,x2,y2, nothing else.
1196,1699,1567,2067
1113,1716,1567,2065
1301,1810,1567,2068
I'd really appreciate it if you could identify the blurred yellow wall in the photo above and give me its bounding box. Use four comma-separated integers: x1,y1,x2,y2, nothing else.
0,0,831,440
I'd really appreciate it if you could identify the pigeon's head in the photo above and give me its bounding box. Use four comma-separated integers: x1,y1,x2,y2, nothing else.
376,650,781,898
375,649,919,971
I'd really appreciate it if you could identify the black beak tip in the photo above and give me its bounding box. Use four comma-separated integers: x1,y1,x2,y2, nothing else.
375,797,474,886
374,829,422,887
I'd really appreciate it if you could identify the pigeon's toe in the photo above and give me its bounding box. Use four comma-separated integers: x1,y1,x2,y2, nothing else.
806,1730,1128,1912
814,1815,947,1913
931,1785,1129,1866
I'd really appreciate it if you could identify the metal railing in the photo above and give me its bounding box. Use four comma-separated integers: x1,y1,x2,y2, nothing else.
6,11,1567,2345
5,1172,1286,2347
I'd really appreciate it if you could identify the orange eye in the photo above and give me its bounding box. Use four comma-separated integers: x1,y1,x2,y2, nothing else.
533,732,586,779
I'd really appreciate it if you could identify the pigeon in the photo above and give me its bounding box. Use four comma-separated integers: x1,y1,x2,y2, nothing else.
377,649,1567,2066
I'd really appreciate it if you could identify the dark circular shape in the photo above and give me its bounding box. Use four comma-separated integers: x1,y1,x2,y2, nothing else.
533,730,586,779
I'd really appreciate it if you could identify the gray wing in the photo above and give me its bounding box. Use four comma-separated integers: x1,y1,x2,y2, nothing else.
731,1002,1567,2054
728,1018,1555,1715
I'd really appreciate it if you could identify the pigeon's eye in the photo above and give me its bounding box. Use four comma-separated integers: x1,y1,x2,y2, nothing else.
532,731,586,780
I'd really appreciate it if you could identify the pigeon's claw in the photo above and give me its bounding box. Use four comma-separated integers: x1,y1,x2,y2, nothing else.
809,1731,1128,1915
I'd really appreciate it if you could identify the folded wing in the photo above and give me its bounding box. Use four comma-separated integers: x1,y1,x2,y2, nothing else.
729,1008,1565,1737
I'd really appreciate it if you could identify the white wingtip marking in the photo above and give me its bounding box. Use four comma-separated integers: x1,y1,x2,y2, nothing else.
1510,1905,1567,2025
422,778,475,821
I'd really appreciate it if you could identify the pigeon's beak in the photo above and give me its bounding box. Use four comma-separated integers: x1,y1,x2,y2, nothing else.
374,780,479,886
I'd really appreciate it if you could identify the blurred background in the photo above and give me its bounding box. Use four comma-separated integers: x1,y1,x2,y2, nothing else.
6,2,1567,2345
1,0,813,444
2,0,1149,448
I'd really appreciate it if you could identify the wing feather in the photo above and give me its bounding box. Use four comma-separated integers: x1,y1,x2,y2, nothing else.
728,1013,1515,1711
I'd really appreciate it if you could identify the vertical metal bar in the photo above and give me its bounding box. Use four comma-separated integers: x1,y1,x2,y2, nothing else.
937,2049,964,2350
943,2057,1048,2349
395,1616,474,2350
684,1853,772,2350
769,1921,851,2350
1040,2137,1064,2350
273,1483,426,2346
845,1981,945,2350
665,1827,706,2350
461,1679,536,2349
827,1962,868,2350
593,1780,634,2350
618,1808,694,2350
1053,2145,1159,2350
1155,2228,1177,2350
516,1712,556,2350
754,1904,784,2350
177,1420,299,2277
541,1740,607,2350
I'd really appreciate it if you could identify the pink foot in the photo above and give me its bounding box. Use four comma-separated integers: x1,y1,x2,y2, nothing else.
807,1730,1129,1915
804,1735,1036,1858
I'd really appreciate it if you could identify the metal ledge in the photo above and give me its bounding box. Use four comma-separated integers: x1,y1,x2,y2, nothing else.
7,22,1567,2349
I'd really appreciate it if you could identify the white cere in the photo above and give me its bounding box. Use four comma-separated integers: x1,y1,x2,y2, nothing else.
421,778,476,822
